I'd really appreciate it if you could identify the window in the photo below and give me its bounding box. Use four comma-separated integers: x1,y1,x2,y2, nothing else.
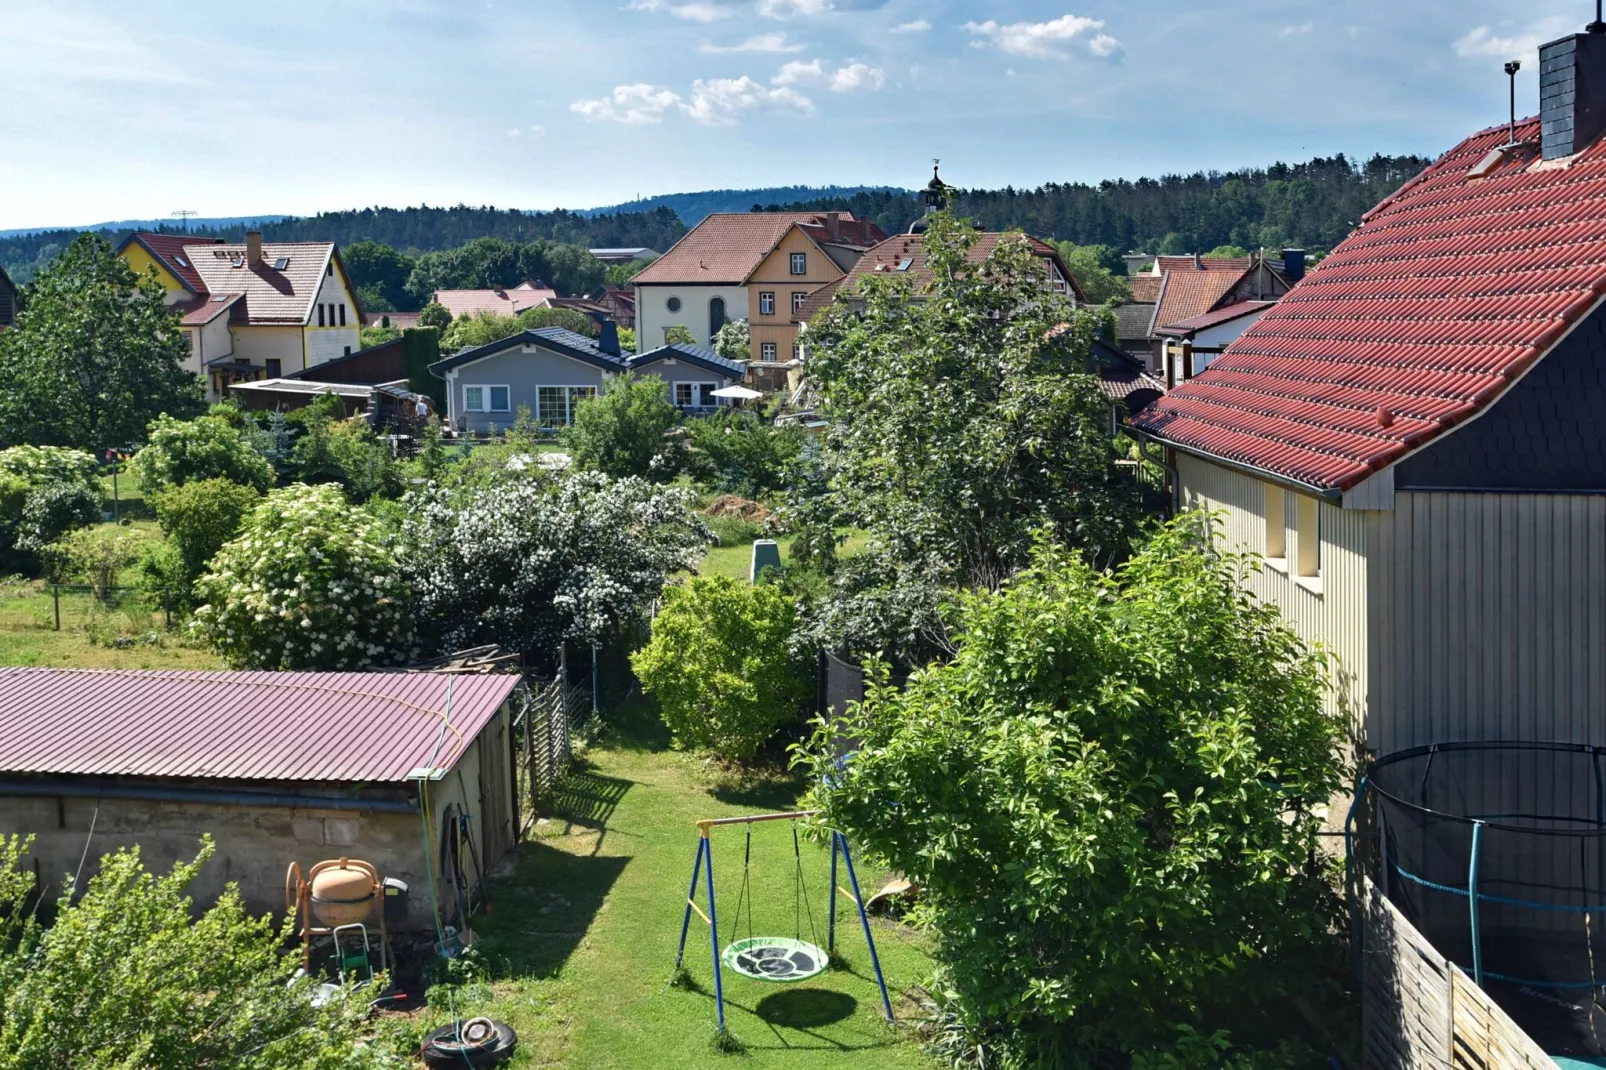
761,342,777,361
792,343,801,362
710,297,726,336
273,256,289,270
537,386,597,426
759,292,776,316
464,385,486,412
790,253,807,275
666,296,682,313
674,382,694,407
1264,483,1285,561
489,386,510,412
317,305,326,327
326,262,334,277
674,382,718,408
792,291,807,314
265,359,281,379
1296,494,1320,579
338,304,347,327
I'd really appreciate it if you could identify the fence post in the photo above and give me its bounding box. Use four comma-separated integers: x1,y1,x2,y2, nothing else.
52,585,60,631
162,589,171,631
591,643,600,715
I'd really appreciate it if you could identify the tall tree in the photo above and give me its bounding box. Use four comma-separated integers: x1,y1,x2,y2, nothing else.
341,240,416,311
0,235,203,453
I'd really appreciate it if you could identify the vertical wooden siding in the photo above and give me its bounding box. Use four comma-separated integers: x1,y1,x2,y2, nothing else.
1176,454,1371,728
1371,492,1606,753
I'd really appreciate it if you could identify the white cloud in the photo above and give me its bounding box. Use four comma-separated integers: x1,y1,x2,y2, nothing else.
683,75,814,123
1454,16,1572,61
570,83,684,124
772,58,824,85
1281,21,1314,36
829,61,885,92
702,32,803,53
963,14,1118,60
626,0,733,22
890,19,930,33
758,0,832,18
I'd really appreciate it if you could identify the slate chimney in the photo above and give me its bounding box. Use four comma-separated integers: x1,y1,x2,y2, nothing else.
245,231,263,266
1283,248,1306,282
1540,15,1606,160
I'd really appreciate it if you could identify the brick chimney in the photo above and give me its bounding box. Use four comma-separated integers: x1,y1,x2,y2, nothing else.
824,211,840,239
1541,16,1606,160
245,231,263,266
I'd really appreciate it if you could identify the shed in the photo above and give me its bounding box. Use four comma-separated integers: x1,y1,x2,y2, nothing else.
0,668,523,930
429,327,627,434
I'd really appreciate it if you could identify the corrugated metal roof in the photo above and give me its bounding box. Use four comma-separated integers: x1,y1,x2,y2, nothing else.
0,668,521,784
1132,116,1606,492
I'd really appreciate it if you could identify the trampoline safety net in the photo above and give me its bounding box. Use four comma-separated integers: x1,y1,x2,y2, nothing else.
1367,742,1606,1057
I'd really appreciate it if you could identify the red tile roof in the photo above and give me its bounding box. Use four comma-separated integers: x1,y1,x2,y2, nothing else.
1153,255,1253,274
176,292,244,327
0,668,521,783
1152,269,1245,330
434,283,559,319
1153,300,1278,337
1128,275,1163,303
1133,117,1606,493
632,212,881,286
121,232,218,293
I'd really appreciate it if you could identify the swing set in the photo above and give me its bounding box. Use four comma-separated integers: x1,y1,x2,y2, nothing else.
674,810,894,1034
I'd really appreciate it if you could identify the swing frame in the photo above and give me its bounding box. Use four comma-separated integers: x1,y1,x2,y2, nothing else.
673,810,895,1035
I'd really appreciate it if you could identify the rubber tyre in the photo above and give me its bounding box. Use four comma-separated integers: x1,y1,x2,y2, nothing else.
420,1019,518,1068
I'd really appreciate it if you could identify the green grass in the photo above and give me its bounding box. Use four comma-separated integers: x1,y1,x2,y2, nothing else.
393,705,937,1068
698,530,870,583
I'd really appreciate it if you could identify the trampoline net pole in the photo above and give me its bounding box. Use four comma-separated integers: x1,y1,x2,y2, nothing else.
828,832,839,954
1468,820,1484,988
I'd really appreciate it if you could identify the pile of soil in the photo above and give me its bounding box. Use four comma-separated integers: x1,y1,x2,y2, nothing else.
704,495,771,522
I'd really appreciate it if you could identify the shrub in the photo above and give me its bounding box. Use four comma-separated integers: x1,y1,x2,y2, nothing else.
401,471,708,660
561,374,683,481
0,446,104,570
191,483,413,669
0,836,382,1070
290,413,401,503
706,514,762,547
633,576,811,760
0,444,100,490
145,478,262,605
686,412,803,497
44,525,150,592
418,301,453,331
798,519,1347,1062
130,413,274,495
14,481,103,556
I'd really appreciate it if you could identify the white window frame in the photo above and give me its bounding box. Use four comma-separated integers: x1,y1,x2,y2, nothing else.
463,385,486,412
790,252,807,275
674,381,720,408
488,385,511,412
535,384,598,427
792,291,808,314
761,342,778,361
759,291,776,316
464,384,510,413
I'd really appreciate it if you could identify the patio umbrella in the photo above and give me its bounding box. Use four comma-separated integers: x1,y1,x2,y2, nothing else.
711,385,762,400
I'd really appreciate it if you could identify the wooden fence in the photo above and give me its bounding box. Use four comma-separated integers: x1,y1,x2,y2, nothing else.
1361,877,1553,1069
512,670,592,837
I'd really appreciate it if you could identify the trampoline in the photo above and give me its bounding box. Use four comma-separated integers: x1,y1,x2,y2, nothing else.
1355,742,1606,1057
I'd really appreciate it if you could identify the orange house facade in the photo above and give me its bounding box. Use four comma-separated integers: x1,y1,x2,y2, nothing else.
746,226,851,364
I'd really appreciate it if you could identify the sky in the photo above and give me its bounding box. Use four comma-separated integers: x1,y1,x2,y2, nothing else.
0,0,1588,229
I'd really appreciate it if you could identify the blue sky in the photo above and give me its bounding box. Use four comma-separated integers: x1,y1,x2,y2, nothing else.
0,0,1583,228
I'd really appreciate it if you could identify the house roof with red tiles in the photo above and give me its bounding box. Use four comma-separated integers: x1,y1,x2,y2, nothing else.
1132,116,1606,494
1128,275,1163,303
176,292,244,327
433,282,559,320
1150,254,1253,275
1153,300,1278,338
632,212,883,286
1151,269,1246,331
185,241,348,325
118,232,221,293
793,229,1084,322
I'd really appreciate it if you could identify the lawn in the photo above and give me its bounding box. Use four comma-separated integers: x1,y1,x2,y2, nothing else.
698,530,870,583
393,703,938,1069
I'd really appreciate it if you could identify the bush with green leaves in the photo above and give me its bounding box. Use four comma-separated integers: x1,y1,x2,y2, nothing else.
290,411,401,503
0,835,383,1070
561,373,683,480
141,478,262,605
633,575,811,760
400,470,708,661
44,524,150,592
712,317,750,361
191,483,413,669
0,444,100,491
798,518,1347,1063
417,301,453,331
686,411,804,497
13,481,103,557
130,413,274,495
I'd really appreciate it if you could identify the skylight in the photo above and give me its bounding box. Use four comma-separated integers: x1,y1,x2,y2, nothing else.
273,257,289,270
174,255,189,268
896,259,914,272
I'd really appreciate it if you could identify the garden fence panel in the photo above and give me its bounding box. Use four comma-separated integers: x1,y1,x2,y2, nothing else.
513,669,592,837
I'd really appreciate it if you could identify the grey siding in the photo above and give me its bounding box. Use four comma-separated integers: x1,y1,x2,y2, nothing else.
1394,301,1606,492
447,343,610,434
627,358,737,408
1369,492,1606,753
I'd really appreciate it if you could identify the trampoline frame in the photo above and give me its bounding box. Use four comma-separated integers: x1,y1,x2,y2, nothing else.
1348,740,1606,992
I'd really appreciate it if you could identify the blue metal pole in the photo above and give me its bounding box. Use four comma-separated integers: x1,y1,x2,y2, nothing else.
1344,775,1369,986
828,832,839,954
675,838,705,970
839,835,894,1022
1469,821,1485,987
704,833,726,1033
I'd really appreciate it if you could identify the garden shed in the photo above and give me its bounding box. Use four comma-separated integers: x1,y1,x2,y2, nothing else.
0,667,522,931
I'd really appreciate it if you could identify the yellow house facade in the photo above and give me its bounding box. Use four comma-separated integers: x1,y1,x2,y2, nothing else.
746,227,847,365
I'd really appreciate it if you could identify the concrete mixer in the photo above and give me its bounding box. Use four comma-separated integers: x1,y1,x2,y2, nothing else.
286,857,407,976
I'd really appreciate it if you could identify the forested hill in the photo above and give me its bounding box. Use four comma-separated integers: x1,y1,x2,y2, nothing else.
768,153,1434,257
0,205,687,285
583,186,910,227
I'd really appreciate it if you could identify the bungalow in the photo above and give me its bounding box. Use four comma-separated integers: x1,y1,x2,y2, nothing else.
624,342,747,412
1130,39,1606,755
429,325,627,434
0,667,521,929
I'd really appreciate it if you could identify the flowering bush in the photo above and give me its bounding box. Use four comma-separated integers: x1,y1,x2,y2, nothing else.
401,470,708,660
191,483,413,669
130,414,274,495
0,444,100,491
0,446,103,570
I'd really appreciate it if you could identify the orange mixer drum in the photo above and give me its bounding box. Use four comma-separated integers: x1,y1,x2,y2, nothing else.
309,858,378,928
